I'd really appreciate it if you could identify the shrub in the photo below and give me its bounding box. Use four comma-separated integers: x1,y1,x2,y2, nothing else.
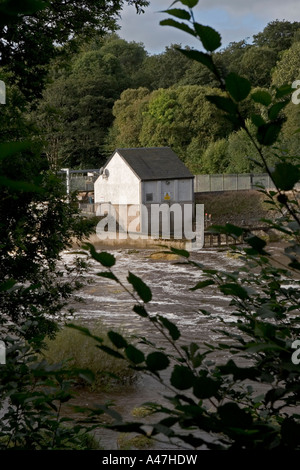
42,322,137,388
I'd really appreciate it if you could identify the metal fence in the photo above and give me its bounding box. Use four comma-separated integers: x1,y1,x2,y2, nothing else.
59,171,297,195
194,173,277,193
58,169,99,193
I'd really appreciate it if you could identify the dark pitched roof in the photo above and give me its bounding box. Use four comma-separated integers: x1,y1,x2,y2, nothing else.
107,147,194,181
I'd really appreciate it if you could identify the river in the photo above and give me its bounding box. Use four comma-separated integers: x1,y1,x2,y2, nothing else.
59,244,251,450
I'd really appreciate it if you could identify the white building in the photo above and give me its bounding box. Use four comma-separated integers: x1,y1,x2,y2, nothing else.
94,147,194,236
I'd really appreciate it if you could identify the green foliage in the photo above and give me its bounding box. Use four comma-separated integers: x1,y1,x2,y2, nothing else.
0,315,101,449
42,322,136,388
0,0,141,450
238,47,278,88
3,0,300,452
27,14,300,171
141,44,192,90
0,0,149,100
33,34,150,168
109,84,234,164
272,41,300,88
253,20,300,53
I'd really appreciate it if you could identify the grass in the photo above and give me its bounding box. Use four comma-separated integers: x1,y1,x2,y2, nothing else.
117,433,153,450
131,406,154,418
42,321,136,389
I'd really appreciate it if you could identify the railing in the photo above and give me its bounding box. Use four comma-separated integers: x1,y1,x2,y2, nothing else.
62,171,299,194
194,173,277,193
204,226,273,248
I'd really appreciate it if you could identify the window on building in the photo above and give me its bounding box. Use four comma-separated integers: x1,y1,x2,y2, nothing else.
146,193,153,202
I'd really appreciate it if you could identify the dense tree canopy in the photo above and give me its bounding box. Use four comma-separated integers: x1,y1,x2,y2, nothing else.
34,35,150,168
272,41,300,87
30,18,300,173
108,85,235,169
0,0,149,100
253,20,300,53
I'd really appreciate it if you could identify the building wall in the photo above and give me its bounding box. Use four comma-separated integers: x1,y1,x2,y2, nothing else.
94,152,140,205
141,179,194,236
142,178,193,204
94,157,194,235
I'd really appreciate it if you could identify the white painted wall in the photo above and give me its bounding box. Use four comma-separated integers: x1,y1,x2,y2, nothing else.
94,152,140,205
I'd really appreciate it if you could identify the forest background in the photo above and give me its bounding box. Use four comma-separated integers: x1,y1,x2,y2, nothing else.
2,11,300,174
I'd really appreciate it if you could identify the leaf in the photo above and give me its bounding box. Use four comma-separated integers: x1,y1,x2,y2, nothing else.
0,142,30,159
160,19,196,37
108,331,128,349
0,176,43,193
256,121,283,146
125,345,145,364
275,84,293,99
0,279,16,291
133,304,149,318
190,279,215,291
178,48,215,72
219,402,252,428
271,162,300,191
245,342,285,353
251,90,272,106
0,0,47,17
281,418,300,447
97,271,118,281
193,376,220,399
268,101,288,120
220,283,249,300
83,243,115,267
218,360,258,381
66,323,103,344
244,235,267,253
97,345,124,359
170,365,194,390
198,309,211,316
109,423,146,434
127,272,152,303
206,95,238,114
170,247,190,258
146,352,170,371
182,0,199,6
158,315,180,341
194,23,222,52
225,73,251,102
162,8,191,20
265,387,286,404
208,223,244,237
251,114,266,128
93,404,122,421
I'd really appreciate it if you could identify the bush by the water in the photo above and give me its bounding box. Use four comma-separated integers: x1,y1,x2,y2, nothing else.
42,322,136,388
